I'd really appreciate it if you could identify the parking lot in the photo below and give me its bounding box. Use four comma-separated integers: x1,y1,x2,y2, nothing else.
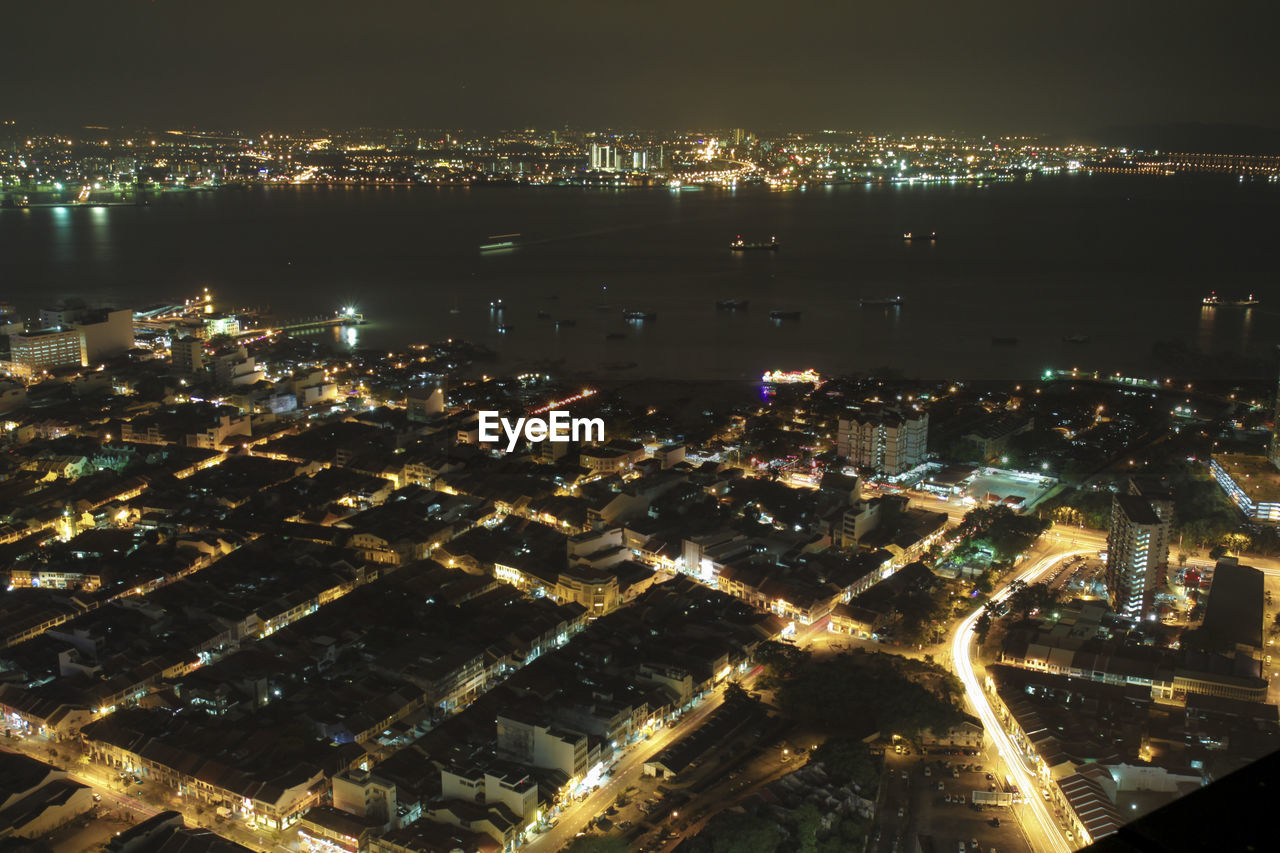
1044,554,1106,600
876,747,1029,853
963,470,1056,513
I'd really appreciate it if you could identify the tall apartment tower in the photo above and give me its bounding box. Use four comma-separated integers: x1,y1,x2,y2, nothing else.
1105,480,1173,620
837,409,928,476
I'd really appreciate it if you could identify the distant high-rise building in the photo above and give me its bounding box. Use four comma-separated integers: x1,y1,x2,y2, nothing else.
589,143,620,172
837,409,928,476
171,336,204,374
1105,481,1173,619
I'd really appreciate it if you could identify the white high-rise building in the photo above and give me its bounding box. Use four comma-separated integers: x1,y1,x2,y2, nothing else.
589,143,620,171
837,410,928,476
1105,487,1171,620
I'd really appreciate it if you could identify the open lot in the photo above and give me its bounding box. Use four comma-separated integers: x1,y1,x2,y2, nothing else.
875,748,1031,853
964,470,1057,513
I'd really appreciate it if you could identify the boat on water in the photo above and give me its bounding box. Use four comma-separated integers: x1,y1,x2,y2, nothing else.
480,233,520,252
1202,291,1259,307
770,310,802,320
1063,334,1089,343
860,295,903,307
991,336,1019,345
496,325,511,333
623,310,656,321
730,235,779,251
489,298,504,310
716,298,749,310
903,231,937,241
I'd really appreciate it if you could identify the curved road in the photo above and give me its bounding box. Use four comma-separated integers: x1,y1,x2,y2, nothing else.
951,549,1088,853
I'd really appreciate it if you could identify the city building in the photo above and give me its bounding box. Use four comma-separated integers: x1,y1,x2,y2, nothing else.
171,336,204,374
836,409,928,476
39,301,133,361
332,768,398,828
588,143,620,172
405,386,444,422
1105,489,1169,620
211,345,265,387
5,328,87,375
1209,453,1280,525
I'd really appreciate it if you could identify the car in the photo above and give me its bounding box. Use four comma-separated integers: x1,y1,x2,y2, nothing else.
952,769,960,778
897,807,905,818
92,793,102,802
990,818,1001,827
937,781,944,791
924,766,932,776
986,773,993,780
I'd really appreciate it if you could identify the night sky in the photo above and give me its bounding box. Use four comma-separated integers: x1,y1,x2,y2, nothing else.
7,0,1278,133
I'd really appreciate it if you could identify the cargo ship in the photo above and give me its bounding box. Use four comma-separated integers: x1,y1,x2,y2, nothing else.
730,235,778,251
716,298,749,310
480,233,520,252
860,295,903,307
770,310,802,320
623,310,656,321
1202,291,1259,307
903,231,937,241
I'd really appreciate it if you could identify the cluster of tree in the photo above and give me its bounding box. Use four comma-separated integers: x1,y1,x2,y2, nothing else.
676,805,871,853
954,505,1049,563
894,582,954,644
773,649,964,744
974,580,1062,644
811,737,878,792
1041,487,1113,529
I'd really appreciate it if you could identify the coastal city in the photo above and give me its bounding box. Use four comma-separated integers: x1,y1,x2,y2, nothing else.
4,0,1280,851
3,125,1280,203
0,287,1278,853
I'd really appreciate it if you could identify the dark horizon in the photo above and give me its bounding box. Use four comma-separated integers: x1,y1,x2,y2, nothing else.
6,0,1278,136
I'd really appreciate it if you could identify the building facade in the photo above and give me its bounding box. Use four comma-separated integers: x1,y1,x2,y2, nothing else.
1105,491,1169,619
836,410,928,476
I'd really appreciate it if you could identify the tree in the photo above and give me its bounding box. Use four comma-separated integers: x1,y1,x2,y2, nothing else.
563,838,629,853
706,813,780,853
812,738,878,791
974,611,993,644
794,803,822,853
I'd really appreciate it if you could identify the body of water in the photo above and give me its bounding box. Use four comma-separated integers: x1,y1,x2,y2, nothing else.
2,175,1277,380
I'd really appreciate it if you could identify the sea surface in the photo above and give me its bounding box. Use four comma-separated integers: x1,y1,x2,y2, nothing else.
2,175,1278,381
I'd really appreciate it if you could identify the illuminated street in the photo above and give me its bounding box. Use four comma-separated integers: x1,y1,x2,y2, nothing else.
951,549,1088,853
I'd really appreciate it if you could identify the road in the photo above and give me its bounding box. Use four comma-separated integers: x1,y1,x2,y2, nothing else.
524,686,728,853
951,549,1087,853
